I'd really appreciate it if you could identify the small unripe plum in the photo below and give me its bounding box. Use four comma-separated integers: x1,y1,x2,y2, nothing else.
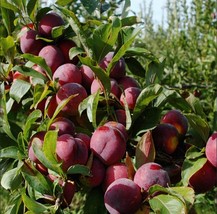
160,109,188,136
38,45,65,73
100,52,126,79
58,39,79,64
189,160,217,193
205,132,217,168
20,29,44,55
79,157,105,188
91,78,121,98
90,125,126,165
49,117,75,136
38,12,65,38
53,63,82,86
74,132,91,149
102,162,128,192
120,87,141,110
152,123,179,154
118,76,140,90
104,121,128,141
134,162,170,193
80,65,95,91
56,83,87,116
104,178,142,214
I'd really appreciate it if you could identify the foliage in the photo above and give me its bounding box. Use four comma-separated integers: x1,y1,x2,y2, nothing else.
0,0,216,213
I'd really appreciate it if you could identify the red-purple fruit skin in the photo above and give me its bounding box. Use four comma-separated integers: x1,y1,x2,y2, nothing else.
102,162,128,192
58,39,79,64
90,125,126,166
134,162,170,193
49,117,75,136
104,121,128,141
160,109,188,136
120,87,141,110
74,138,88,166
152,123,180,154
53,63,82,86
20,29,44,55
74,132,91,149
38,12,64,38
189,160,217,193
80,65,95,91
205,132,217,168
56,83,87,116
80,157,105,188
100,52,126,80
118,76,140,90
114,109,126,127
104,178,142,214
38,45,65,73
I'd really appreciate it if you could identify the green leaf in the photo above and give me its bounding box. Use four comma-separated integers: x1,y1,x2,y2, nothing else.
89,17,122,62
185,113,210,142
9,79,31,103
0,36,16,63
55,0,73,6
81,0,98,14
125,57,146,77
32,139,63,176
21,162,53,195
12,65,48,81
23,109,42,140
83,187,107,214
21,54,52,80
133,84,163,121
181,156,207,186
149,194,186,214
43,130,58,165
86,91,100,128
0,0,20,13
1,167,23,190
121,16,140,26
22,192,48,213
51,25,65,39
0,146,19,159
27,0,38,21
185,93,206,118
146,61,164,85
79,56,111,95
1,7,15,35
67,164,91,176
121,0,131,18
69,46,85,61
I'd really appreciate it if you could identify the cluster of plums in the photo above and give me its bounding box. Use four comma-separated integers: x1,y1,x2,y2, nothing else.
12,10,216,213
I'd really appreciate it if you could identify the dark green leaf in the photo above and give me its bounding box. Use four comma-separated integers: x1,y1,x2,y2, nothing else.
0,0,20,13
81,0,98,14
133,84,163,121
27,0,38,21
125,57,146,77
83,187,107,214
0,36,16,63
9,79,31,103
67,164,91,176
146,61,164,85
21,162,53,195
69,47,85,60
121,16,140,26
1,7,15,35
51,25,65,39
